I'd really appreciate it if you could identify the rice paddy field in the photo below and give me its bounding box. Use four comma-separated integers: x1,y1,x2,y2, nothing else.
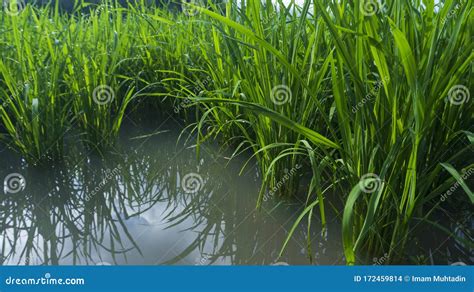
0,0,472,265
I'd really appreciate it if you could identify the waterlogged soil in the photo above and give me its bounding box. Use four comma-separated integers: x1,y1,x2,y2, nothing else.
0,113,471,265
0,114,344,265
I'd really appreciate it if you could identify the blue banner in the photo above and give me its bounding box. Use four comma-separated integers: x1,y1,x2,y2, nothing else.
0,266,472,291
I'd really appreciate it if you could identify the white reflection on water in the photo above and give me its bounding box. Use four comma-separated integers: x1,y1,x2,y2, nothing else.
0,120,342,266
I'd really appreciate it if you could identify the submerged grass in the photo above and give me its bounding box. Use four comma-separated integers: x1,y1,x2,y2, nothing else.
0,0,472,264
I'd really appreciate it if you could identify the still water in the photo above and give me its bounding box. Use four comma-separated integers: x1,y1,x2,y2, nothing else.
0,115,343,265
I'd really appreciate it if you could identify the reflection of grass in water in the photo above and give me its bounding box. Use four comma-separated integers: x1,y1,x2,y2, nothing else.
178,0,473,264
0,157,142,265
0,0,472,264
0,129,293,265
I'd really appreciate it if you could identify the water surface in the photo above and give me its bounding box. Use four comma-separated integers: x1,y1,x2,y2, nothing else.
0,115,344,265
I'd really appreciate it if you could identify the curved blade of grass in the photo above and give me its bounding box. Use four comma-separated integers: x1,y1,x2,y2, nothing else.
279,198,320,257
342,176,384,265
440,163,474,204
194,98,340,149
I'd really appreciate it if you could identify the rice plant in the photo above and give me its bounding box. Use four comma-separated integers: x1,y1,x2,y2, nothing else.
181,0,473,263
0,4,71,162
0,0,472,264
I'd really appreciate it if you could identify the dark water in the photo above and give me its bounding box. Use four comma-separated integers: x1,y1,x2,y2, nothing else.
0,115,344,265
1,113,472,265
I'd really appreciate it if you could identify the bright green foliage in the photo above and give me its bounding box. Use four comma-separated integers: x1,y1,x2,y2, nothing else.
0,0,472,263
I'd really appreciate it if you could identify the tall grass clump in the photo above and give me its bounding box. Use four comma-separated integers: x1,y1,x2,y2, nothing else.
171,0,340,208
0,5,71,162
178,0,473,263
0,1,203,159
313,0,473,263
0,0,471,264
63,3,138,150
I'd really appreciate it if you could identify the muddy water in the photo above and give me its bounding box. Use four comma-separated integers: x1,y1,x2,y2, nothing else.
0,116,344,265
